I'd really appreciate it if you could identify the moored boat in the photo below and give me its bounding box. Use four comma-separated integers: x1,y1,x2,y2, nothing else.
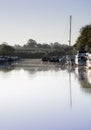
0,56,20,64
86,53,91,68
75,51,88,66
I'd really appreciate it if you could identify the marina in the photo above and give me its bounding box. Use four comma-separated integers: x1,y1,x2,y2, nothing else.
0,0,90,130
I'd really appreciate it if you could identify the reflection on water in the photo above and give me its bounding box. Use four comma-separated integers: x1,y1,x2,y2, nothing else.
75,67,91,93
0,60,91,130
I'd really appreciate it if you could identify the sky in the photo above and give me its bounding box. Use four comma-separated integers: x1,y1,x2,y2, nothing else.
0,0,91,46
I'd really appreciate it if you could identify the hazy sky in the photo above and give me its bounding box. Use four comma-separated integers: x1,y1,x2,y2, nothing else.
0,0,91,45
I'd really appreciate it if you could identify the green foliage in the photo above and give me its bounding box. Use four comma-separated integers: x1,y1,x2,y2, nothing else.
0,44,15,55
19,39,74,58
0,39,75,58
74,24,91,52
14,51,45,58
24,39,37,48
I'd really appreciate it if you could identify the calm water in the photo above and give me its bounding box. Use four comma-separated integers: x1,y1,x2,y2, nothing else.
0,62,91,130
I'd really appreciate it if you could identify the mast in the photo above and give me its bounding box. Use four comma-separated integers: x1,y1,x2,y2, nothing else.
69,15,72,46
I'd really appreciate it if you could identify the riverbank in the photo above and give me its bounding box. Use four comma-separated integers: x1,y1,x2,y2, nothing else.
13,59,62,67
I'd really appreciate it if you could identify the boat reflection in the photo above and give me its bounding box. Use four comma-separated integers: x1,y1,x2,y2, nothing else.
0,63,15,73
75,66,91,93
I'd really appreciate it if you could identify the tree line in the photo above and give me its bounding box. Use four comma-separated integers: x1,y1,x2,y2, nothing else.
0,23,91,58
0,40,74,58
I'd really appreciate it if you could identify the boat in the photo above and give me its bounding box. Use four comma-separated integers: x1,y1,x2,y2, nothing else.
0,56,20,64
86,53,91,68
75,51,88,66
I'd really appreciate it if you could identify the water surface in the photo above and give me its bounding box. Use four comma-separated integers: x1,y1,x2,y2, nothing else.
0,61,91,130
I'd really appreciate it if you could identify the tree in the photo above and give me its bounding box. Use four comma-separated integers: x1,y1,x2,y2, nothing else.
42,43,51,48
74,24,91,52
0,44,15,55
26,39,37,48
53,42,61,49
